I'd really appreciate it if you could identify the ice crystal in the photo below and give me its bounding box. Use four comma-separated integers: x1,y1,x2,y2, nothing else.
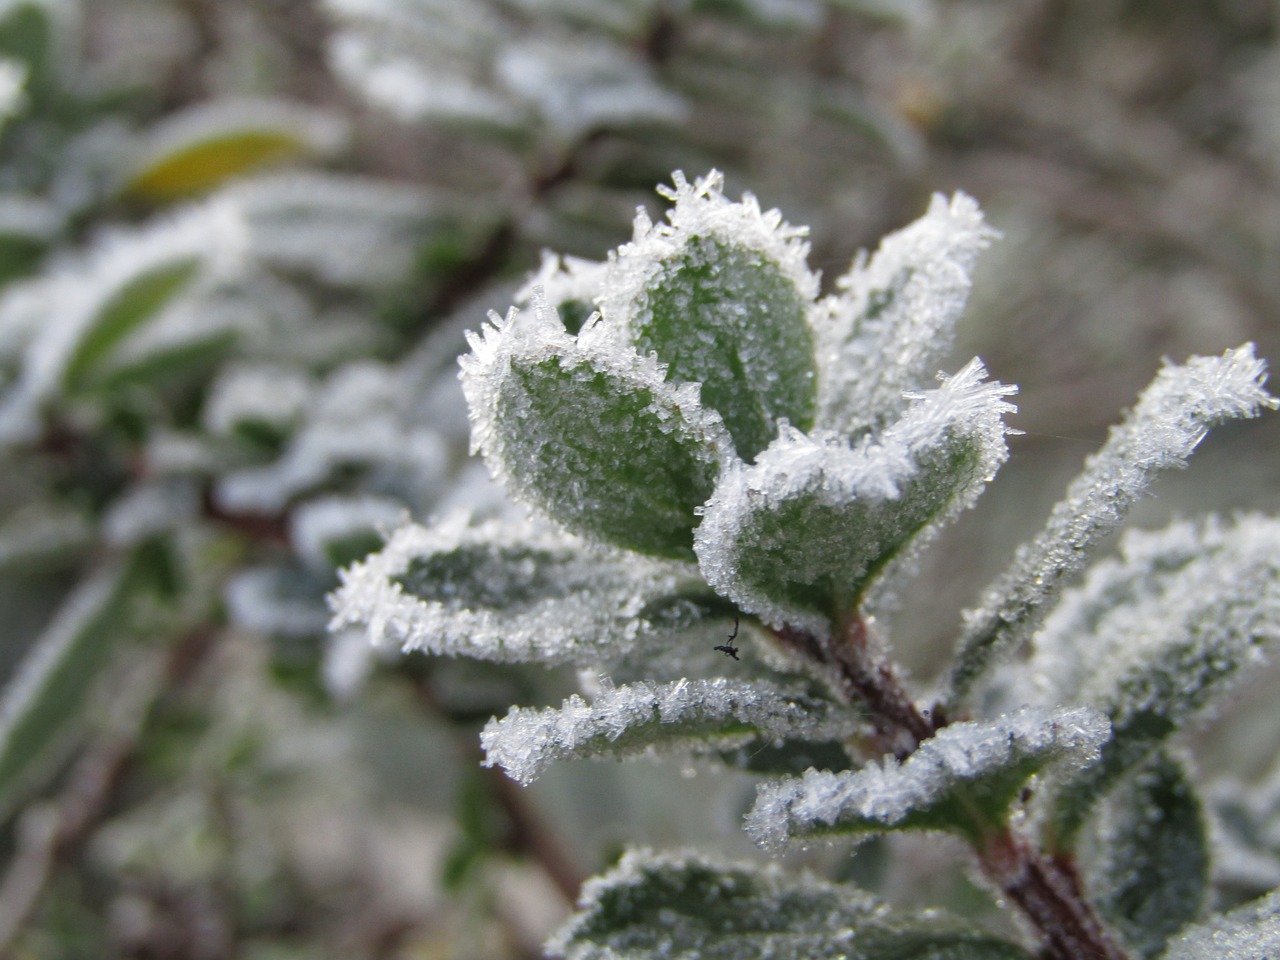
482,677,859,785
459,292,732,558
329,512,704,665
746,705,1109,849
598,170,818,460
694,358,1015,634
814,192,998,436
947,345,1275,705
1163,891,1280,960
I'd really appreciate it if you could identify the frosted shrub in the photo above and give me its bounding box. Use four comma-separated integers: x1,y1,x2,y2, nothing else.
334,171,1280,959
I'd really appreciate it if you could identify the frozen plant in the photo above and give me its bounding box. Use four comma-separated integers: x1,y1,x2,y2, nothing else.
334,170,1280,960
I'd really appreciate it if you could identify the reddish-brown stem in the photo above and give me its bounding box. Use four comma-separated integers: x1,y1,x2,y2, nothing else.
775,617,940,759
980,832,1130,960
775,614,1130,960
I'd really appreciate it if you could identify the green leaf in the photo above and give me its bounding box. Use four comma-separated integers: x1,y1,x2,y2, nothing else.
0,559,143,814
1082,752,1207,958
0,2,54,101
602,171,819,462
945,345,1275,708
330,514,724,665
747,707,1110,850
62,255,201,391
695,359,1014,634
549,848,1033,960
460,301,731,559
1162,890,1280,960
481,677,860,785
1046,515,1280,845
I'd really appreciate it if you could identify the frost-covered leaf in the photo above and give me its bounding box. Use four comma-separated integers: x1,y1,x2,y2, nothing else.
815,192,998,437
460,295,732,559
0,561,141,813
493,34,685,140
549,848,1033,960
695,359,1015,635
61,255,200,389
1162,890,1280,960
226,565,331,639
946,345,1275,706
600,170,819,462
330,513,723,665
1082,752,1207,958
290,494,405,573
203,363,314,451
0,201,246,445
123,99,347,201
231,172,441,288
746,706,1109,849
482,677,859,785
1039,515,1280,843
214,359,447,513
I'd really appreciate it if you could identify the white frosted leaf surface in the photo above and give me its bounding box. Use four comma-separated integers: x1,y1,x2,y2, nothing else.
947,345,1276,705
329,513,713,665
1037,515,1280,840
482,677,860,785
815,192,998,436
549,847,1033,960
1163,891,1280,960
203,363,314,438
460,295,731,559
746,706,1109,850
494,35,684,139
215,360,448,513
516,251,608,332
695,358,1015,634
225,565,330,638
0,200,247,446
232,171,439,287
600,170,819,462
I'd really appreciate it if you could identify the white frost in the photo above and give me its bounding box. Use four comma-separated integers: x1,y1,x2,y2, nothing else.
814,192,998,436
695,358,1015,634
482,677,861,785
746,705,1110,849
329,511,698,665
947,345,1276,705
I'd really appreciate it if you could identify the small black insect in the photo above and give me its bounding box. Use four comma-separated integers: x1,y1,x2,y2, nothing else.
714,617,741,661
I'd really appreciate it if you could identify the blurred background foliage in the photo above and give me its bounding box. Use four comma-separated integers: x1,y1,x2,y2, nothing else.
0,0,1276,957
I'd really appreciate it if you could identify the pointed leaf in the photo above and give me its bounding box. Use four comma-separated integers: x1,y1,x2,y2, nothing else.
460,296,731,559
330,513,723,666
481,677,861,785
124,99,346,201
1043,515,1280,843
946,345,1276,707
0,560,141,814
600,170,820,462
61,255,201,390
549,848,1033,960
815,192,998,436
1082,752,1207,958
695,359,1015,635
1162,890,1280,960
746,706,1109,850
